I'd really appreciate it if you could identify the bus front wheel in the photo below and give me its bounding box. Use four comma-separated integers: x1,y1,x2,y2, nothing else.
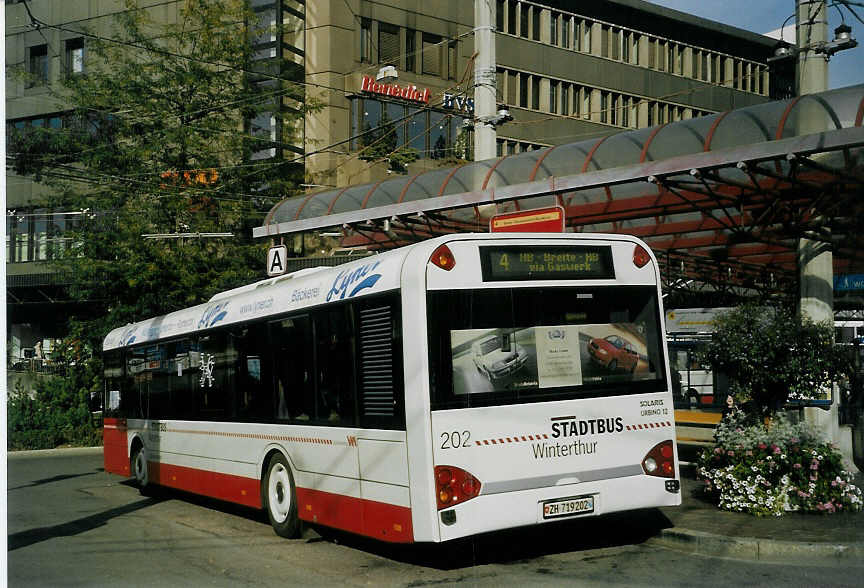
264,453,300,538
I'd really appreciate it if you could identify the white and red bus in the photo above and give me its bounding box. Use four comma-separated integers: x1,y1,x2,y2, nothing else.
103,233,679,543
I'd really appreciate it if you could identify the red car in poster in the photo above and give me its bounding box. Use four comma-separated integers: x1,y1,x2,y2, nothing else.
587,334,639,373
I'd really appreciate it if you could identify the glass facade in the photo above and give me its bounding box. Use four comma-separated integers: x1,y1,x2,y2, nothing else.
351,97,472,161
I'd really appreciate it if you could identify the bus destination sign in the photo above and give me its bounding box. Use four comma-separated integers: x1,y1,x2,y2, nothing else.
480,245,615,281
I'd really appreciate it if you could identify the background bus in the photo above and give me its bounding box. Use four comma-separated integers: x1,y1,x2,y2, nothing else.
103,233,679,543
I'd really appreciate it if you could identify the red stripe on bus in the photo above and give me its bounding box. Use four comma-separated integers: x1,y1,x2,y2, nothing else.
103,418,129,477
149,462,262,509
295,488,414,543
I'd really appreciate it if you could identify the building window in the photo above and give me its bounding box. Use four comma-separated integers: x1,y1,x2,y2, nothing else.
360,18,372,63
519,3,528,38
550,13,558,46
507,1,516,35
65,38,85,75
561,83,569,116
353,97,471,162
549,81,558,114
508,71,518,105
27,44,48,86
251,3,278,60
405,29,416,72
600,25,611,57
378,22,399,66
561,15,570,49
610,28,620,61
447,40,458,80
600,92,608,123
496,0,505,33
531,76,540,110
422,32,441,75
519,74,528,108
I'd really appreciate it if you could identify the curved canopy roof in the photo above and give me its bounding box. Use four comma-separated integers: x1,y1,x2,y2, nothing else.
257,86,864,301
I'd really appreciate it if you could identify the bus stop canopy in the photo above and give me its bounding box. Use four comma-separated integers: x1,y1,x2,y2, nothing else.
256,85,864,300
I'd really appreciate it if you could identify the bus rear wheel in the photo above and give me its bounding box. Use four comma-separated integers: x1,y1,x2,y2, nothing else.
264,454,300,538
131,442,151,495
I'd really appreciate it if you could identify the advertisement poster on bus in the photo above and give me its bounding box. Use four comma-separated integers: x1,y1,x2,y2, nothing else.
450,323,655,394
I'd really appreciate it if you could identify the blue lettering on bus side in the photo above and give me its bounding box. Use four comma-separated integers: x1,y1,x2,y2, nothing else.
326,261,382,301
198,301,230,329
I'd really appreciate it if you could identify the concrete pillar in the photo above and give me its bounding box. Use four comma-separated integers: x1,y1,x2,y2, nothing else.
474,0,497,163
794,0,853,469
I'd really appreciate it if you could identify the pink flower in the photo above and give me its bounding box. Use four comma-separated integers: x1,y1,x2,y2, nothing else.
831,480,838,487
793,463,802,469
714,447,722,455
727,450,735,457
773,446,781,455
810,461,819,470
758,443,767,450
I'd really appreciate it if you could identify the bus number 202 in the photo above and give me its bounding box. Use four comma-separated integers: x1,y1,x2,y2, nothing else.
440,430,471,449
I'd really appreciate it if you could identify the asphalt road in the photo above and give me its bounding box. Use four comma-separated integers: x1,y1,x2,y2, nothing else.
7,448,860,587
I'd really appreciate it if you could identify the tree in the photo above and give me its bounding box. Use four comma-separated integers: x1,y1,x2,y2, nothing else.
701,304,850,417
8,0,318,351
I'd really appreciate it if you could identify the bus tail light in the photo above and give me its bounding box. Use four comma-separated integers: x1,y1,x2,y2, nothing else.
633,244,652,268
435,465,481,510
642,440,676,478
429,244,456,271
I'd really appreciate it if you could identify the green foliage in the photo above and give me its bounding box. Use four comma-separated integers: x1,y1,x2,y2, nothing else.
7,0,319,353
698,411,863,516
7,340,103,451
700,304,850,416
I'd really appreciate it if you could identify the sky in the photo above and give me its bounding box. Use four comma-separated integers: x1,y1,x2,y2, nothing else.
650,0,864,89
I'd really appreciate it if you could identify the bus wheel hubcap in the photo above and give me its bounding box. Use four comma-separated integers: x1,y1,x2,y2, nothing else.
269,464,291,523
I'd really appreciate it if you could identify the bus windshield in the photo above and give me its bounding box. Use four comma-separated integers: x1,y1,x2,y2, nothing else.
427,285,666,409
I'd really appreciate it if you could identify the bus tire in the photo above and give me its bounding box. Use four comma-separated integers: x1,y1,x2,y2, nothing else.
264,453,300,539
131,441,151,495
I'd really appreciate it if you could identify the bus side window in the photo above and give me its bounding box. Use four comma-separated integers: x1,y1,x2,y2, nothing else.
314,306,357,426
234,323,273,421
197,332,236,420
104,350,124,418
270,316,315,422
170,338,198,420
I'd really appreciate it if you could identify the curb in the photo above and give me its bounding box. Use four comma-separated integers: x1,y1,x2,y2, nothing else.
649,527,864,567
7,446,103,459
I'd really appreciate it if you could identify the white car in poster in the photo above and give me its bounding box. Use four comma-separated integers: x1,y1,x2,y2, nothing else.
471,333,529,382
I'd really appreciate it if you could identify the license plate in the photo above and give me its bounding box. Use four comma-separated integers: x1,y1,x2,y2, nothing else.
542,495,594,519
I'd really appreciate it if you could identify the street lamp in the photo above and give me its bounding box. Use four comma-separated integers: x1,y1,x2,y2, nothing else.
768,24,858,62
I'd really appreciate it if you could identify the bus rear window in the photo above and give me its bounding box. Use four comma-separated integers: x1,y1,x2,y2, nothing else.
427,286,666,410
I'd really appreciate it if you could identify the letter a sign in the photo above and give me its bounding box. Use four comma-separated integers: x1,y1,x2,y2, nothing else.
267,245,288,276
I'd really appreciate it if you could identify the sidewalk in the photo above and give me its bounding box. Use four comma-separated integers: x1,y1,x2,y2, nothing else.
649,462,864,566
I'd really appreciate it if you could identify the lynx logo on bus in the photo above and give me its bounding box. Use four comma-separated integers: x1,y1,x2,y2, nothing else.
326,261,382,301
198,301,230,329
